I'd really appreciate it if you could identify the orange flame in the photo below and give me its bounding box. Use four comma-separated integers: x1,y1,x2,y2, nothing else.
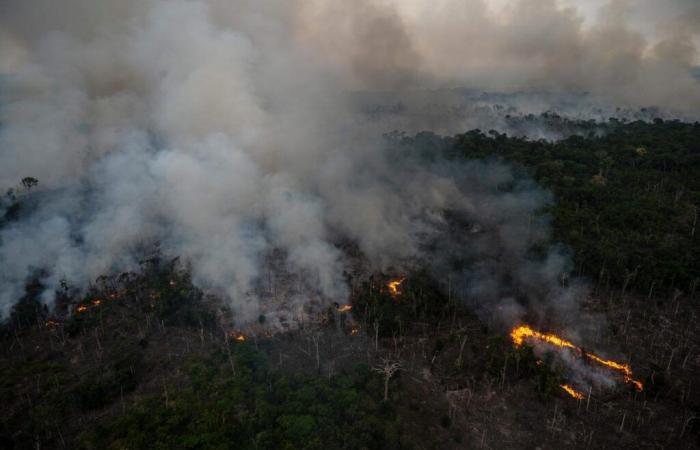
560,384,585,400
108,289,126,300
337,304,352,313
387,277,405,297
511,326,577,350
586,353,644,391
227,331,247,342
511,325,643,391
350,326,360,336
76,305,88,313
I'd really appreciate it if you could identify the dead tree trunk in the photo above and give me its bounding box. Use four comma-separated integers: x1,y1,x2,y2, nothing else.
373,359,401,402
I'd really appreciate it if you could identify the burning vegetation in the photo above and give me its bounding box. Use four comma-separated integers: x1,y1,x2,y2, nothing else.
387,277,405,298
230,332,246,342
560,384,585,400
337,304,352,313
1,121,699,449
511,325,644,394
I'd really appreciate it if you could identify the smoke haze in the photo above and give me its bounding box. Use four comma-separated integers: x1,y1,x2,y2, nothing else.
0,0,698,325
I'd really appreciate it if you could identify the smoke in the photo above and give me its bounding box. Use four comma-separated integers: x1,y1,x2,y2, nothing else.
0,0,697,324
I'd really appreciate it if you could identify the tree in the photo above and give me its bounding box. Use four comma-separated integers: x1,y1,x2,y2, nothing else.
21,177,38,191
373,358,401,401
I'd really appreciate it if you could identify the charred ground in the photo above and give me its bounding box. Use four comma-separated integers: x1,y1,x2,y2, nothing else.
1,118,699,449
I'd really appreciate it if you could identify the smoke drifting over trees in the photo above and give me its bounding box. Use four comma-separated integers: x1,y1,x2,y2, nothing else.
0,0,698,324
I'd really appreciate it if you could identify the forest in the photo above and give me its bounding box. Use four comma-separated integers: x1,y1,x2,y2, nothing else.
1,118,699,449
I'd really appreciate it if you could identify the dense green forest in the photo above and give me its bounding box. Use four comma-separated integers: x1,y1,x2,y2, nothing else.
394,118,700,298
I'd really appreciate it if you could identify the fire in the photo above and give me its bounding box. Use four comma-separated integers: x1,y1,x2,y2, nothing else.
228,331,247,342
74,297,105,314
511,325,577,350
511,325,643,392
107,289,126,300
337,304,352,313
350,326,360,336
586,353,644,392
560,384,585,400
387,277,405,297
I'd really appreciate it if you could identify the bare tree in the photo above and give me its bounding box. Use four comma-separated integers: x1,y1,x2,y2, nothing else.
311,332,321,373
373,319,380,352
21,176,38,192
373,358,401,401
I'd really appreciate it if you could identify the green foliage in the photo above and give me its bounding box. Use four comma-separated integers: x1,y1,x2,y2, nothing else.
81,344,406,450
395,119,700,297
533,354,564,400
353,270,451,337
73,342,142,411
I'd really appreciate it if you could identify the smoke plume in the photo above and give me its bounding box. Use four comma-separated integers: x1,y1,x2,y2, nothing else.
0,0,697,325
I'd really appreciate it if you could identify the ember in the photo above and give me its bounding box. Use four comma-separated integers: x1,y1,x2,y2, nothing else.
337,304,352,313
511,325,643,391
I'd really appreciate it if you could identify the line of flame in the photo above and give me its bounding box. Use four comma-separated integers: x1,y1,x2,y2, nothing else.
511,325,643,391
560,384,585,400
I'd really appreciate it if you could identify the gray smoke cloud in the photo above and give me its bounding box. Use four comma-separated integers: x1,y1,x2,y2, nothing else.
0,0,696,325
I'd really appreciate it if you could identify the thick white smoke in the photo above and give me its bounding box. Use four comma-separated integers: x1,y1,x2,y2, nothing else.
0,0,697,323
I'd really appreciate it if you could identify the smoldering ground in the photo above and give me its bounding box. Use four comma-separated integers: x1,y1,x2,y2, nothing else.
0,0,697,327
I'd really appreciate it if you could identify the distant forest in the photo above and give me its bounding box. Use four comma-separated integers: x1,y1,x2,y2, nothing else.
392,118,700,299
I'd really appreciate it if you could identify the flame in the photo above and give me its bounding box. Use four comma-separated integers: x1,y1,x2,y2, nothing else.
350,326,359,336
107,289,126,300
387,277,405,297
337,304,352,313
76,305,88,313
92,299,102,306
586,353,644,391
511,325,577,350
227,331,247,342
560,384,585,400
511,325,643,392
